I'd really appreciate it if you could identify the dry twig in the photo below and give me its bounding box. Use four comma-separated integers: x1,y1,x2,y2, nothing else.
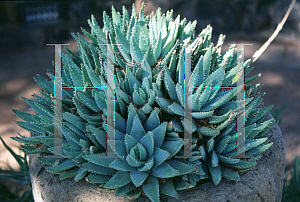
251,0,296,63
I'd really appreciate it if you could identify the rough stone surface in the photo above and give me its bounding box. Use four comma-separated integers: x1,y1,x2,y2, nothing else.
29,111,285,202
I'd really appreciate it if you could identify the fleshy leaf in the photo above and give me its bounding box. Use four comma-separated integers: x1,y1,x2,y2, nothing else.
140,132,154,157
160,180,179,199
83,153,115,168
167,159,197,175
198,127,219,137
168,102,184,116
151,162,179,178
152,147,170,168
215,135,231,154
160,140,183,160
110,158,135,172
206,138,214,154
75,168,88,182
152,122,167,148
142,176,159,202
130,170,148,187
208,162,221,185
211,151,219,167
80,162,114,175
138,156,154,171
126,154,145,168
144,110,160,132
230,160,256,169
46,160,78,173
246,143,273,157
130,115,146,141
86,173,111,183
222,168,240,181
163,65,177,101
130,36,143,63
125,134,139,155
104,171,131,189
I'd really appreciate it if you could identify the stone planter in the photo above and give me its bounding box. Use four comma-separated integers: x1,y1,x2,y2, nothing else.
29,110,285,202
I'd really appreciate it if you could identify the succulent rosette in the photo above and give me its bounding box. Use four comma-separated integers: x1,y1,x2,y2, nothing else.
12,3,277,202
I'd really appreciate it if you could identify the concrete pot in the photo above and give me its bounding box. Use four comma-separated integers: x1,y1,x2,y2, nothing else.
29,110,285,202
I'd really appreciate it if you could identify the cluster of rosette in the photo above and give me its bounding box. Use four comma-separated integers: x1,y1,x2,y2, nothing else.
12,3,277,202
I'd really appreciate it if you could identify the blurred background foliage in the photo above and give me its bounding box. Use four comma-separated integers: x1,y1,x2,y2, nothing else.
0,0,299,43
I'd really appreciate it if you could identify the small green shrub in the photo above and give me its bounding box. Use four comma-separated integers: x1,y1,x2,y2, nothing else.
0,136,33,202
282,156,300,202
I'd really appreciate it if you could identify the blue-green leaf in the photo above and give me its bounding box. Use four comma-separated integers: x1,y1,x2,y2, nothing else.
211,151,219,167
192,110,214,119
246,143,273,157
37,156,64,166
155,97,172,114
142,176,159,202
126,154,144,168
113,140,127,158
209,110,232,124
160,180,179,199
163,65,177,101
21,97,53,118
93,91,107,111
151,162,179,178
130,115,146,141
115,182,134,196
208,162,221,185
138,156,154,172
206,138,214,154
16,121,46,135
144,45,156,67
74,168,88,182
12,109,52,128
231,160,256,169
46,160,78,173
160,140,183,160
201,89,233,111
125,134,138,154
198,145,207,161
198,126,219,137
152,122,167,148
77,91,100,112
80,162,114,175
110,158,135,171
215,135,231,154
153,32,162,59
152,147,170,168
86,173,111,183
130,36,143,63
130,170,148,187
167,159,197,175
140,131,154,158
105,171,131,189
88,125,107,148
168,102,184,116
176,48,184,86
222,168,240,181
83,153,115,168
173,178,193,190
59,167,80,180
245,138,268,151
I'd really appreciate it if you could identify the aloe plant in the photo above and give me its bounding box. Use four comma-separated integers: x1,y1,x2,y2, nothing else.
0,136,33,202
282,156,300,202
12,3,277,201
